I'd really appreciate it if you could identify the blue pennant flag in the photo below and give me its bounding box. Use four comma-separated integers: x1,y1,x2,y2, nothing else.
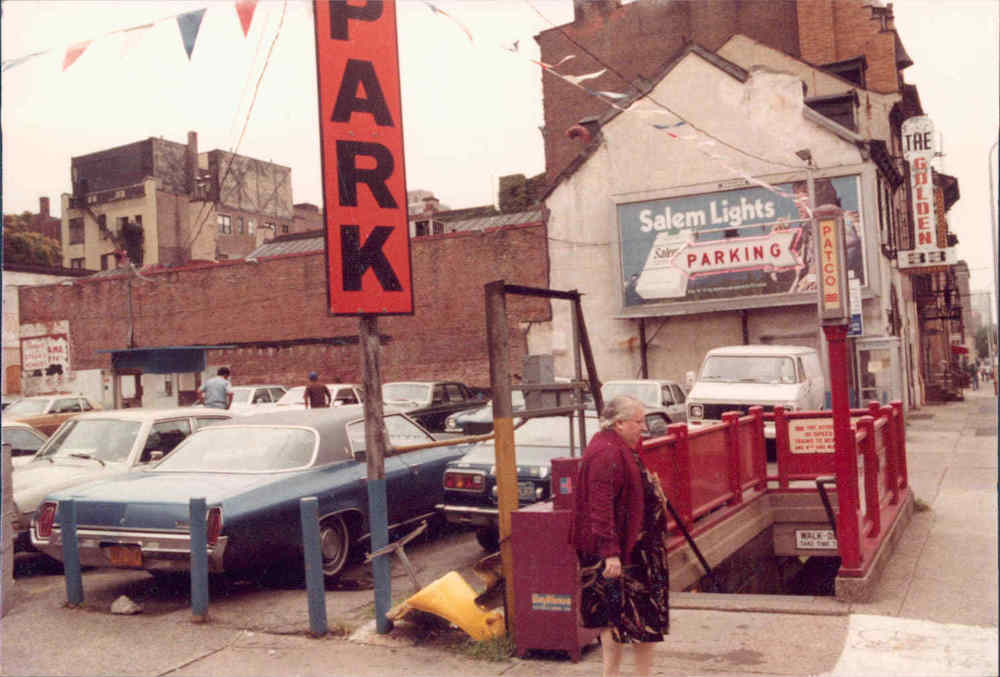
177,8,207,60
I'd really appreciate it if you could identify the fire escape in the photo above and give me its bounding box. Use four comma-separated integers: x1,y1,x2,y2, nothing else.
914,268,966,401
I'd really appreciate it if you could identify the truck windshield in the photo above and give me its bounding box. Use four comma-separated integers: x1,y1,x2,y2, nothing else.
700,356,798,384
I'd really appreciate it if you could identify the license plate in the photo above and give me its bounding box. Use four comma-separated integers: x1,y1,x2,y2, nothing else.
106,544,143,568
518,482,535,500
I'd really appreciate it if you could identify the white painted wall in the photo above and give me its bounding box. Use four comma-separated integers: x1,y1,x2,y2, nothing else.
535,49,897,393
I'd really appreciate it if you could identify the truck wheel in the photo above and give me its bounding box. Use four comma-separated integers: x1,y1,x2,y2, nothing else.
475,526,500,552
320,514,351,582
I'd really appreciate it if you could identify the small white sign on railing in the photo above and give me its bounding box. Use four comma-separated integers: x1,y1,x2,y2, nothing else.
795,529,837,550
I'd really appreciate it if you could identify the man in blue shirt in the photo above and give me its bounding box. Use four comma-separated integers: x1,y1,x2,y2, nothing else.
198,367,233,409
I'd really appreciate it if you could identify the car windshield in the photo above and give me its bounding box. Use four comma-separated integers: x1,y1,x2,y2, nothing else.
4,398,49,416
700,356,798,384
601,382,660,408
230,389,252,404
37,418,141,463
346,413,434,453
275,386,305,405
154,426,317,472
383,383,430,403
483,415,601,446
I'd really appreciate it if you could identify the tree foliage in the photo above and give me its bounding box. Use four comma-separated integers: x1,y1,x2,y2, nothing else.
3,212,61,267
975,325,997,361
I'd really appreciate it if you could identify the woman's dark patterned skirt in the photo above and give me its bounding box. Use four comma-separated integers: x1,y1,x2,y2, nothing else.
579,468,671,643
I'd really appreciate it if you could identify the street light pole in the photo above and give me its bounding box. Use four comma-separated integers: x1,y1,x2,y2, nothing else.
989,138,998,392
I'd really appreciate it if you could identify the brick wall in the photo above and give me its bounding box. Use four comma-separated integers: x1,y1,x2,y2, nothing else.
19,224,550,390
536,0,800,184
539,0,906,184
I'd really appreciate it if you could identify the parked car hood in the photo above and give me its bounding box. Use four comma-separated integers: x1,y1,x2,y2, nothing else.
13,459,130,514
448,442,584,472
688,381,801,404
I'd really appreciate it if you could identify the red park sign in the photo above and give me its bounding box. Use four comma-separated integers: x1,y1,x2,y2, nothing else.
313,0,414,315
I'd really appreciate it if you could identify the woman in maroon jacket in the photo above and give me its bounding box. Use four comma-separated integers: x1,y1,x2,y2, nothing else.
572,395,670,676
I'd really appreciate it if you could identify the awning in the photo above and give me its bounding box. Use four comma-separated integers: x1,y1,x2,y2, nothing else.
950,344,969,355
96,345,235,374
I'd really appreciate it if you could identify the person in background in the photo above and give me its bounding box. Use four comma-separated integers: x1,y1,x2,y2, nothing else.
197,367,233,409
303,372,332,408
572,395,670,676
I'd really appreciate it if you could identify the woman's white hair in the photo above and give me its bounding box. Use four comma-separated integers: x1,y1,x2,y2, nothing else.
599,394,644,429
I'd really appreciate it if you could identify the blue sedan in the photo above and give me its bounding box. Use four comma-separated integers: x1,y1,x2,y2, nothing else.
31,407,469,583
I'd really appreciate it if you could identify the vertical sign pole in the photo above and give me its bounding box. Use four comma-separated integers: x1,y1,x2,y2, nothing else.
813,199,860,570
361,315,391,633
484,281,517,641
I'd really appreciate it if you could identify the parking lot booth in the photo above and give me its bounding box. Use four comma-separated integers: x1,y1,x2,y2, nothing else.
511,457,600,661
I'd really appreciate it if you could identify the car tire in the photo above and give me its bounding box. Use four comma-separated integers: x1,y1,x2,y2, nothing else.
320,514,351,582
475,526,500,552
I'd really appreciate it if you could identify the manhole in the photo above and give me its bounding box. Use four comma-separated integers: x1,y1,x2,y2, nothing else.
907,413,934,420
975,427,997,437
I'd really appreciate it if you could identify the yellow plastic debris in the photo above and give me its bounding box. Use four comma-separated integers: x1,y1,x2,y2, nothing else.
393,571,505,641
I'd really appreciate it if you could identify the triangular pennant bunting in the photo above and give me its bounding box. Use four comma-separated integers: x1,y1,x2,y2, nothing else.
177,8,207,60
62,41,92,71
235,0,258,37
118,23,153,59
1,50,48,72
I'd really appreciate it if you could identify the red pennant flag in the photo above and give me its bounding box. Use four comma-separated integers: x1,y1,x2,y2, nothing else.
235,0,258,37
62,41,91,71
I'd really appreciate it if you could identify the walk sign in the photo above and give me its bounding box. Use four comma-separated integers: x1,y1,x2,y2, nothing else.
313,0,414,315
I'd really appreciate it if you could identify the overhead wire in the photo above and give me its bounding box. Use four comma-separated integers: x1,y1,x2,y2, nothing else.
523,0,804,171
184,0,289,253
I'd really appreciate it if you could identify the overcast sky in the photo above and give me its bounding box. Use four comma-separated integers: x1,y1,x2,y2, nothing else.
2,0,997,297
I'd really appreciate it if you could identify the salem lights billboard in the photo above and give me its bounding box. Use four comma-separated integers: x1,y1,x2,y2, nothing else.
618,176,865,308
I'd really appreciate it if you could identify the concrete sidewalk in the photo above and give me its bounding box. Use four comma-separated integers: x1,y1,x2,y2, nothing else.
2,391,996,676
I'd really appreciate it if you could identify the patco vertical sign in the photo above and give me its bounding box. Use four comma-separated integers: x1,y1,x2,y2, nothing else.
313,0,414,315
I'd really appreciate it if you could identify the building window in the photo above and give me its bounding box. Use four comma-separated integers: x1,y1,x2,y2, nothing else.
117,215,129,231
101,252,115,270
135,215,142,226
218,214,232,234
433,221,444,235
281,224,289,234
97,214,108,239
70,257,85,269
68,217,85,244
264,222,275,232
238,216,245,234
248,218,256,235
415,220,429,237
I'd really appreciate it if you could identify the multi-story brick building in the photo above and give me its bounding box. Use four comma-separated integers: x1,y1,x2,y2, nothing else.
60,131,294,271
530,0,963,407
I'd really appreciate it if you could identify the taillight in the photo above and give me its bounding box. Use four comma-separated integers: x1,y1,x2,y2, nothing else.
36,501,58,538
443,470,485,491
206,506,223,546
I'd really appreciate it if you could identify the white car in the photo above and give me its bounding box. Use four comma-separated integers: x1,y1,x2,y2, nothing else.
601,379,688,424
11,407,232,553
274,383,364,409
2,421,49,468
227,385,288,415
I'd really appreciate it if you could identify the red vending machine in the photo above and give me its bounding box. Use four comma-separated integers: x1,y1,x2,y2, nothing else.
510,457,600,661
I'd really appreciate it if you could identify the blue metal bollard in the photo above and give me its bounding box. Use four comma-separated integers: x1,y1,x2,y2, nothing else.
299,497,328,637
59,499,83,606
367,477,392,634
189,497,209,622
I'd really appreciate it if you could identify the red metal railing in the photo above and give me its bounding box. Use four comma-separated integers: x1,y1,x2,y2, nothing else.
639,407,768,533
637,400,908,578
